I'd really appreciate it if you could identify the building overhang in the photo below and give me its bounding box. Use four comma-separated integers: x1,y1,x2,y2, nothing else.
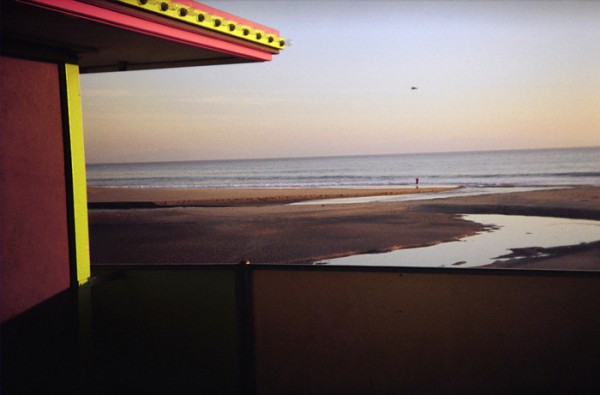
1,0,285,73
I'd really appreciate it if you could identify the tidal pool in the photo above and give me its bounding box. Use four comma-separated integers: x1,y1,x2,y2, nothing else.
322,214,600,268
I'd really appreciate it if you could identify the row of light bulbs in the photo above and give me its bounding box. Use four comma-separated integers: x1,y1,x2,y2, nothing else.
119,0,286,49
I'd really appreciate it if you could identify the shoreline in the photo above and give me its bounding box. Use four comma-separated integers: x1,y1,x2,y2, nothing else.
88,185,600,269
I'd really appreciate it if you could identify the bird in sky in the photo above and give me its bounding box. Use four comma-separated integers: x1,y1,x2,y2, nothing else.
411,86,418,90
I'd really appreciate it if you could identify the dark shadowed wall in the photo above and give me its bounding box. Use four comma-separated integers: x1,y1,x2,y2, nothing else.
252,268,600,394
1,56,70,322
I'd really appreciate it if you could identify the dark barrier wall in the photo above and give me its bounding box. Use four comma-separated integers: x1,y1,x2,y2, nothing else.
3,265,600,393
86,268,242,394
2,267,241,394
252,268,600,395
0,56,70,322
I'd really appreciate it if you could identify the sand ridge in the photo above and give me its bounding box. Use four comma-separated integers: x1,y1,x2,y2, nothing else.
87,186,457,207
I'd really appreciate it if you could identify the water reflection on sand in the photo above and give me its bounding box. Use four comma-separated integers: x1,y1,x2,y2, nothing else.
322,214,600,268
292,186,563,205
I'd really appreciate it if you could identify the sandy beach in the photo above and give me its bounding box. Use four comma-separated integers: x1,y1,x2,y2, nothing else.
88,186,600,269
87,186,456,207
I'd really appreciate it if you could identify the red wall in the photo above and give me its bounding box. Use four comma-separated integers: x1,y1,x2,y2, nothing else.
1,56,71,322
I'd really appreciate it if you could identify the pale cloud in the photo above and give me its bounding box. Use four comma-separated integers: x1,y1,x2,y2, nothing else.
81,89,137,98
172,95,287,106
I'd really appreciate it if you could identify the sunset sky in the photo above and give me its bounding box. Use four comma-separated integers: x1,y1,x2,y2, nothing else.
81,1,600,164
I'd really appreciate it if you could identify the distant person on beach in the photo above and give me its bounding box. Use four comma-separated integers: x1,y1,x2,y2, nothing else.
416,177,419,189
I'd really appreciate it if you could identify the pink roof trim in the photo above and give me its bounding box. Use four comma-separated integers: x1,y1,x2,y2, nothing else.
22,0,275,61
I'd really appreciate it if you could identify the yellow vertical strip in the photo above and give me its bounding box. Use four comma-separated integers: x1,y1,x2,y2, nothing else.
64,63,91,285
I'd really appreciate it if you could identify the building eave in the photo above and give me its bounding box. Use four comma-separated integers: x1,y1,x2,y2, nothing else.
2,0,285,73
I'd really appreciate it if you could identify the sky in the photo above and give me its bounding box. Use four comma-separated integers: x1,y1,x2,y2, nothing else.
80,1,600,163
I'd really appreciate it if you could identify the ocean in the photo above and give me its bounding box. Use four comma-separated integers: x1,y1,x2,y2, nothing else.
86,147,600,190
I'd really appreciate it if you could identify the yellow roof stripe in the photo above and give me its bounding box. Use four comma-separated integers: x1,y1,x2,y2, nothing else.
115,0,286,50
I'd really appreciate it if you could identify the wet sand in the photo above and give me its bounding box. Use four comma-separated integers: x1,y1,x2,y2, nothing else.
87,186,456,207
88,186,600,269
